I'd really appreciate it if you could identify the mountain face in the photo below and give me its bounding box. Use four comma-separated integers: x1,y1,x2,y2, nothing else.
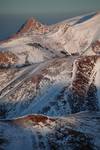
0,112,100,150
0,12,100,150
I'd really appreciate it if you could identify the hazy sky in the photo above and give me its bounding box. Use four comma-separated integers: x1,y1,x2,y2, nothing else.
0,0,100,15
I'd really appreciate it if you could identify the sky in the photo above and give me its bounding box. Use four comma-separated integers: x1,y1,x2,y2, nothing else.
0,0,100,15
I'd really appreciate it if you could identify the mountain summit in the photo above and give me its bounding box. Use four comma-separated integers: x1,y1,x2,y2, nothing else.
16,17,49,34
0,12,100,149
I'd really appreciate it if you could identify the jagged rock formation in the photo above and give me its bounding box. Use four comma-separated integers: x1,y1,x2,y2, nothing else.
16,17,49,34
0,12,100,149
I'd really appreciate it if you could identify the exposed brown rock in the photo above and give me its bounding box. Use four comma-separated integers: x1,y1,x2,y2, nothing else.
71,56,97,96
17,18,49,34
0,51,17,66
92,40,100,54
0,18,49,44
31,74,43,85
12,115,55,127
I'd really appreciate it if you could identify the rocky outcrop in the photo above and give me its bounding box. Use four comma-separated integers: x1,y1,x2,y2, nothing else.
67,55,99,113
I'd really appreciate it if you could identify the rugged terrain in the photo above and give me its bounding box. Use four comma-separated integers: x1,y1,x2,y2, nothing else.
0,12,100,149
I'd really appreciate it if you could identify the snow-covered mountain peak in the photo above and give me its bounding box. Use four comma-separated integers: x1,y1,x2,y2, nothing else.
0,12,100,149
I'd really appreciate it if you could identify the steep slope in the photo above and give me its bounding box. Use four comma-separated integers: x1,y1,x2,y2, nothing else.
0,55,100,119
16,17,49,35
49,12,100,55
0,17,49,43
0,57,74,118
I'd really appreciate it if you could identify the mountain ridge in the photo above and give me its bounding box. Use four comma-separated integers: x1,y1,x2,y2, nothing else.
0,12,100,149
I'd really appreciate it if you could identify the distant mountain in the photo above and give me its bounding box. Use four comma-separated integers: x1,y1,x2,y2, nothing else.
16,17,49,34
0,12,100,149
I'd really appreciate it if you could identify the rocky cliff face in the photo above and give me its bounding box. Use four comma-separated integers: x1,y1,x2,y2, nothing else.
0,12,100,150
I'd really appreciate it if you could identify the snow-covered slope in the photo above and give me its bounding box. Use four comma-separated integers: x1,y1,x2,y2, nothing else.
0,12,100,66
0,12,100,149
0,111,100,150
0,55,100,119
0,57,74,118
